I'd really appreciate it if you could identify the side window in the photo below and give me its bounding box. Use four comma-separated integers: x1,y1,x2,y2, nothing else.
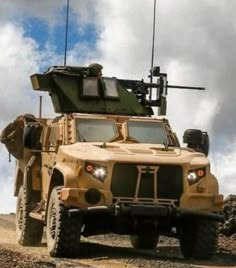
49,126,60,146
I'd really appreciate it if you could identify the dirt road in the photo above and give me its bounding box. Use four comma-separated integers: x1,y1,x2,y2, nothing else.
0,214,235,268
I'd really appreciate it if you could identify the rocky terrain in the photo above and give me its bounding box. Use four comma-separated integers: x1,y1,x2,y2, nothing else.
220,194,236,237
0,212,235,268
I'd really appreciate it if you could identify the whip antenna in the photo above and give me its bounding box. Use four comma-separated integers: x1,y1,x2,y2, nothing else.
64,0,70,66
39,96,42,118
150,0,157,100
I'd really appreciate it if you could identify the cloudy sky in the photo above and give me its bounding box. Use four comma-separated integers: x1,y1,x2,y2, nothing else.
0,0,236,213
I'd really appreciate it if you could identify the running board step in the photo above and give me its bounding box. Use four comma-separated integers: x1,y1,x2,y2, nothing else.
29,211,45,221
29,205,45,221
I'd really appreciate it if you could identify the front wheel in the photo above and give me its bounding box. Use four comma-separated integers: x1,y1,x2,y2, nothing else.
16,186,44,246
46,187,82,257
180,219,218,259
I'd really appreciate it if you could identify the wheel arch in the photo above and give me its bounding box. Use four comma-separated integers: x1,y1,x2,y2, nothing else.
48,168,65,198
44,168,64,224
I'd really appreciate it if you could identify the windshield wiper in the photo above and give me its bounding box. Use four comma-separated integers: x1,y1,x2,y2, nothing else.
126,136,140,143
78,132,86,142
163,137,169,151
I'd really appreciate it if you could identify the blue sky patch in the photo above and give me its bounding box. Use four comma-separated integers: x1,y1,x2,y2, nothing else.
23,18,49,50
22,8,98,59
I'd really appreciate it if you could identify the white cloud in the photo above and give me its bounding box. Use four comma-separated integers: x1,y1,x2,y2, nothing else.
0,158,16,214
193,98,219,130
0,23,56,122
0,1,64,25
211,143,236,195
92,0,154,77
0,23,39,124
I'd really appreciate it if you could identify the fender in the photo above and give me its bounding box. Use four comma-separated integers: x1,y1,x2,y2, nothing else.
52,163,79,188
45,164,79,222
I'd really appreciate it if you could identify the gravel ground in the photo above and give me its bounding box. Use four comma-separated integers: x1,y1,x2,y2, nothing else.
0,214,236,268
0,247,56,268
0,234,235,268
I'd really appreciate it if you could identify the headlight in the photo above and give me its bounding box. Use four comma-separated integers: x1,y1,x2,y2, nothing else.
187,167,206,185
85,162,107,182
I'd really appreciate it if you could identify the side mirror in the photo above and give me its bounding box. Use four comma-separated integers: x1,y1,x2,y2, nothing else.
183,129,210,156
23,125,42,150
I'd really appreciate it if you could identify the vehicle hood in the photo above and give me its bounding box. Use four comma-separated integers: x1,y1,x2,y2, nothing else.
57,142,209,166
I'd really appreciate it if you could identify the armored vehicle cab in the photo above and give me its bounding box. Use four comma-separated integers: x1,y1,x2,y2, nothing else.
1,65,224,259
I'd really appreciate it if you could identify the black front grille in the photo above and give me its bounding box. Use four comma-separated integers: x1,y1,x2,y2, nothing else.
157,165,183,199
111,163,183,200
138,172,154,198
111,164,138,197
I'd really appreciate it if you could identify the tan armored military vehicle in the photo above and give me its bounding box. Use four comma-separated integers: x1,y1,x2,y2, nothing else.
1,65,224,259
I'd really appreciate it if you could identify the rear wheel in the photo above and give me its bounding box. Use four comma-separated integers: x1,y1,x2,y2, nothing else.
46,187,82,257
130,234,159,250
180,219,218,259
16,186,44,246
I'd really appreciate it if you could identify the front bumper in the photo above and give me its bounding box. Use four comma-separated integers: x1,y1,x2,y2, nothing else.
180,193,224,212
60,187,113,208
68,203,224,222
60,186,224,222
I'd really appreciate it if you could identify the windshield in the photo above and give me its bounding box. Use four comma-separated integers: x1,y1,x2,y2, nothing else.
127,120,167,144
75,118,118,142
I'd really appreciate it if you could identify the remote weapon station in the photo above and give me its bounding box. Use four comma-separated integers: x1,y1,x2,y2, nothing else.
0,0,223,260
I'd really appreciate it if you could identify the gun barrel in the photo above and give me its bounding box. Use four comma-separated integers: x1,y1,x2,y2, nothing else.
168,85,205,90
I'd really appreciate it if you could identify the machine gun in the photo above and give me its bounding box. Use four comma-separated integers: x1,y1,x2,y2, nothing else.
31,65,204,116
118,66,205,115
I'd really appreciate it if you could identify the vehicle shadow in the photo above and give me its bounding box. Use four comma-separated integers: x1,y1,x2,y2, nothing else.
37,235,236,266
77,242,236,267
